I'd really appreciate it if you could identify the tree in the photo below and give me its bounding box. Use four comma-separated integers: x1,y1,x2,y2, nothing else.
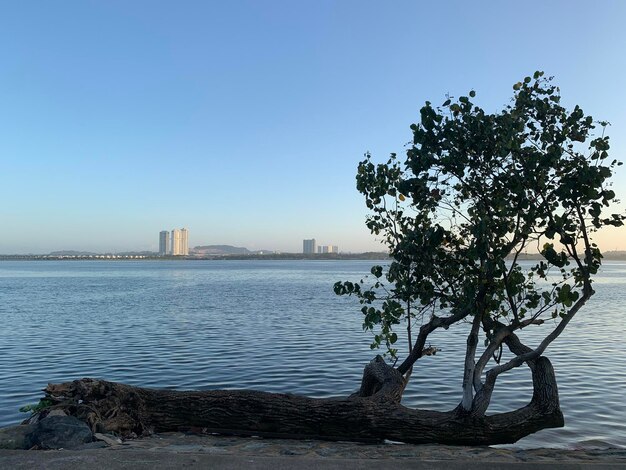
334,71,624,425
35,73,624,445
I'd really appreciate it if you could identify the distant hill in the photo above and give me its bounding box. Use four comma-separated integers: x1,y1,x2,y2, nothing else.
604,251,626,260
191,245,251,255
508,251,626,261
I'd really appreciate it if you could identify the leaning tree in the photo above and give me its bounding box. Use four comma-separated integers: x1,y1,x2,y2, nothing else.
34,73,624,445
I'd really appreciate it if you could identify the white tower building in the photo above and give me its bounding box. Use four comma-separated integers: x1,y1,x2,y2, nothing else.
171,228,189,256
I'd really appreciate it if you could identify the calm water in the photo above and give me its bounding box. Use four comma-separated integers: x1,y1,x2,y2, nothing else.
1,260,625,449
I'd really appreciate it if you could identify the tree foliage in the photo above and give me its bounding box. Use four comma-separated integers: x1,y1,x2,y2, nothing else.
335,72,625,413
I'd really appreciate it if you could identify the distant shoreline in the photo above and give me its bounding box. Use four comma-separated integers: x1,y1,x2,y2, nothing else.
1,251,626,261
0,252,392,261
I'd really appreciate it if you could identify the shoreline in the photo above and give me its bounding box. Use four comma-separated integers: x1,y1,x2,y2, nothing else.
2,432,626,469
2,253,626,261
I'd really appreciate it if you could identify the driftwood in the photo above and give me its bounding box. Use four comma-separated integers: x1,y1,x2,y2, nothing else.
38,354,564,445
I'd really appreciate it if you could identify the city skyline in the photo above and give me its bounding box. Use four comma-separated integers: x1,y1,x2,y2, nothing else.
1,2,625,254
5,234,626,257
303,239,339,254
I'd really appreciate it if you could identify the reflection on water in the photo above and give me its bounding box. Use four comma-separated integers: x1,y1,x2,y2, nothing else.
1,260,625,449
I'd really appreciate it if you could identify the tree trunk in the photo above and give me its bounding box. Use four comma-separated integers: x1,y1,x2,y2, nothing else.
37,356,564,446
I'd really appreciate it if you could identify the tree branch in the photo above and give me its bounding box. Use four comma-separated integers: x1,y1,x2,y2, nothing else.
397,309,466,375
461,312,482,410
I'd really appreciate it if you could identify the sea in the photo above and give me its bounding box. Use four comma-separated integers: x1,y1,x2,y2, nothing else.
1,259,625,449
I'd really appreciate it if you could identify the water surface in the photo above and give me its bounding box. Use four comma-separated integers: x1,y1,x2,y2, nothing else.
1,260,625,448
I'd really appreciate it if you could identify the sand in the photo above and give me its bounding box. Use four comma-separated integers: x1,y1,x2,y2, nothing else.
1,432,626,469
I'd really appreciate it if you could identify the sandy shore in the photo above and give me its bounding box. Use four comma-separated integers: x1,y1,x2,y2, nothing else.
1,432,626,469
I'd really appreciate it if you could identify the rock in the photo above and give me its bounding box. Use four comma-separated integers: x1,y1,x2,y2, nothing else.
24,408,69,426
94,432,122,446
0,424,35,450
27,416,93,449
45,409,68,418
22,413,42,425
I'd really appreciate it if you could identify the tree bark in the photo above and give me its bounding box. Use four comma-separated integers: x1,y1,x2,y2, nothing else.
461,313,482,410
38,355,564,446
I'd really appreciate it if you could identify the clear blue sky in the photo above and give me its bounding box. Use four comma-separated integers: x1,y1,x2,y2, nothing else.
1,0,625,253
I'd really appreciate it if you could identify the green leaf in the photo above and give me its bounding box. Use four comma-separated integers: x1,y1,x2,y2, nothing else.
19,399,53,414
371,265,383,278
338,72,618,362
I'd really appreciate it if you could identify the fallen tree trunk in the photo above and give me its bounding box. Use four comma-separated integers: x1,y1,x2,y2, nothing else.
36,356,564,446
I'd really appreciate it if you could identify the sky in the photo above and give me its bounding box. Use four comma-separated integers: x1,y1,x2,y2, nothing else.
1,0,625,254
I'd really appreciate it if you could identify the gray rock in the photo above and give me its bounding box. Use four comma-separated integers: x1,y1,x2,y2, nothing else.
46,409,68,418
27,416,93,449
94,432,122,446
0,424,35,450
24,408,68,426
23,412,42,425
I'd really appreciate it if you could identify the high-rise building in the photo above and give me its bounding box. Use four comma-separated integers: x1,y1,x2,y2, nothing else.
159,231,171,256
303,238,316,254
171,228,189,256
316,245,339,254
181,228,188,255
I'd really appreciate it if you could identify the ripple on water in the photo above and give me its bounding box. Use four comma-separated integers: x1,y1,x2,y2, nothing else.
0,260,625,449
